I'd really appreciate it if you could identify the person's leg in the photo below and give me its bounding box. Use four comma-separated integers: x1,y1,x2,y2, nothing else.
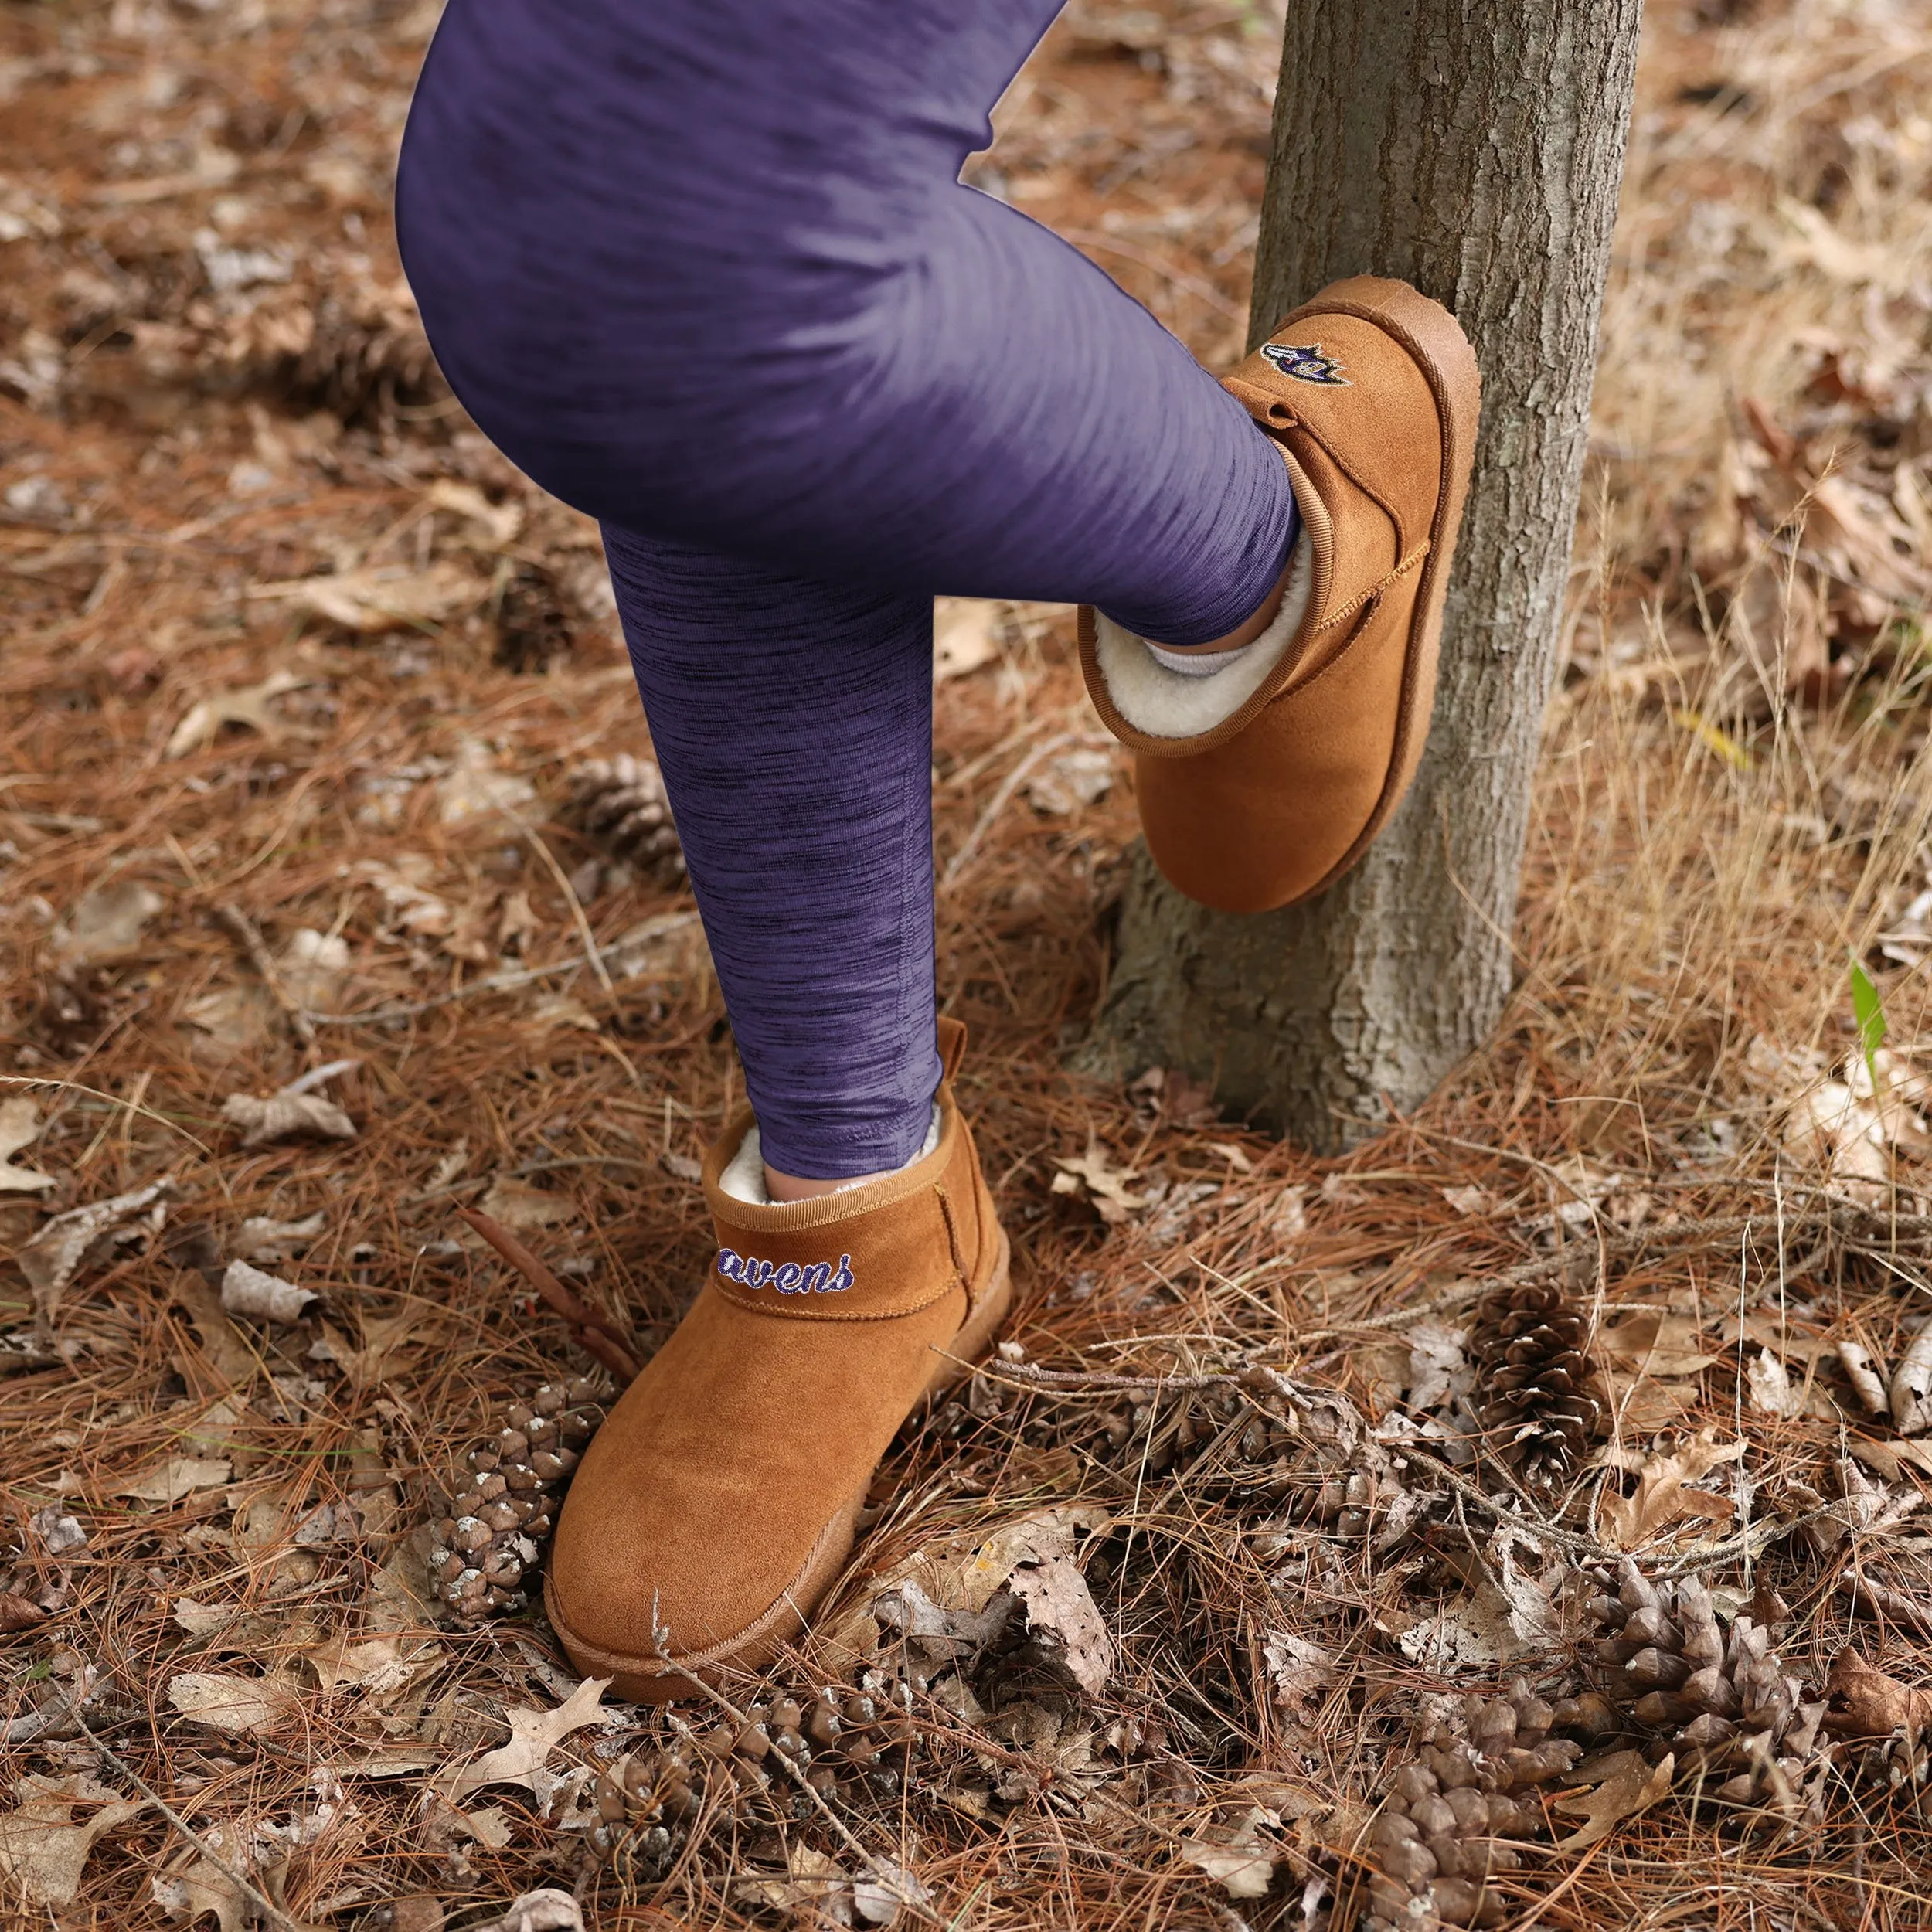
395,0,1302,1189
599,529,940,1188
394,0,1299,649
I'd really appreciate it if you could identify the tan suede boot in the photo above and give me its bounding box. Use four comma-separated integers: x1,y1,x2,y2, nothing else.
544,1019,1010,1702
1079,275,1481,914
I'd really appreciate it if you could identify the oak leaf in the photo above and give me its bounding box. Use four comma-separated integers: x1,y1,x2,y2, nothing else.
439,1675,611,1801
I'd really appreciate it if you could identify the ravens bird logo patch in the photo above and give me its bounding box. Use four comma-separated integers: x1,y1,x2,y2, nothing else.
1260,341,1352,386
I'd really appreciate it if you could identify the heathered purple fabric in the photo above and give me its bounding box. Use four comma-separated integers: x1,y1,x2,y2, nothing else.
395,0,1298,1176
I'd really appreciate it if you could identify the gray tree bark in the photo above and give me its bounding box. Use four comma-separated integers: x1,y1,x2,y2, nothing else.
1086,0,1645,1150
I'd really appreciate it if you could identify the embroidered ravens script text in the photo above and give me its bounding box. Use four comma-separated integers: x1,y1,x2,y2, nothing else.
716,1248,854,1294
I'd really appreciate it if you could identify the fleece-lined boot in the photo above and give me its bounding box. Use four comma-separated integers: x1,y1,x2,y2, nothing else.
1080,275,1481,913
544,1019,1010,1701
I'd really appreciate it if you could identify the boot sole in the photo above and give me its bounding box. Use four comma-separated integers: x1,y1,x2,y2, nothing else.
1277,274,1482,903
544,1229,1013,1704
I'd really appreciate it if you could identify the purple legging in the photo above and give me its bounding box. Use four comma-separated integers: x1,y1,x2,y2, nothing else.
394,0,1298,1178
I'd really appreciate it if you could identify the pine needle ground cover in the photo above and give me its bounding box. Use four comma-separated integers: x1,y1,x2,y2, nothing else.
3,2,1932,1927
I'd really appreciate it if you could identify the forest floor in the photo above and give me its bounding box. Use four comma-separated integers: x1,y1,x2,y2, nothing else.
5,1,1932,1929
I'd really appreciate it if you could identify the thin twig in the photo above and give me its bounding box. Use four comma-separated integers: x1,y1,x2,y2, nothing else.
69,1700,304,1932
214,902,318,1054
512,815,616,1001
456,1206,641,1381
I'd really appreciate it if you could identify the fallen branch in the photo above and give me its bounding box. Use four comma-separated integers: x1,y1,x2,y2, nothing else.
456,1206,641,1382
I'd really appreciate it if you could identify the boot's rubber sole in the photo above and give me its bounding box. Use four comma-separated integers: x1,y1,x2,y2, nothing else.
546,1230,1014,1703
1278,276,1481,902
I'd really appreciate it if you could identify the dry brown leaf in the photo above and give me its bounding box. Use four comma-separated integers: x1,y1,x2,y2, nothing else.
497,889,539,954
334,1747,442,1781
48,879,165,965
933,597,1001,681
219,1258,317,1324
1848,1436,1932,1484
251,560,489,634
1262,1632,1335,1722
1596,1431,1747,1550
816,1503,1110,1670
151,1854,251,1932
439,1675,611,1801
277,928,354,1009
350,857,454,937
1598,1311,1722,1379
221,1088,356,1148
167,1272,258,1386
0,1592,44,1633
1747,1346,1806,1420
1776,199,1910,289
473,1175,575,1231
234,1211,327,1264
30,1506,87,1555
530,994,599,1032
1836,1340,1890,1416
1891,1328,1932,1435
0,1097,56,1192
165,667,314,758
1394,1583,1539,1672
1605,1369,1706,1434
1551,1748,1675,1852
461,1891,585,1932
0,1774,146,1907
1404,1321,1471,1413
115,1455,232,1505
1006,1553,1115,1698
1824,1648,1932,1737
437,738,537,828
166,1668,304,1735
19,1175,172,1322
853,1864,928,1927
303,1631,445,1698
220,1064,359,1149
1182,1808,1277,1900
733,1846,849,1920
314,1309,417,1388
426,478,524,548
1025,744,1114,815
1051,1140,1145,1224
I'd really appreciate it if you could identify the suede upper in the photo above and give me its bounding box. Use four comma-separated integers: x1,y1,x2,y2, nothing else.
544,1018,1008,1699
1080,276,1481,914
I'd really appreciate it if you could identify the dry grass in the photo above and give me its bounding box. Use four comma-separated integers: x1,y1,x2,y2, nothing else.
4,0,1932,1927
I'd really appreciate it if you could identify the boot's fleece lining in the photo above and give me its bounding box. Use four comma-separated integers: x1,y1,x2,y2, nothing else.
720,1107,944,1206
1092,536,1312,739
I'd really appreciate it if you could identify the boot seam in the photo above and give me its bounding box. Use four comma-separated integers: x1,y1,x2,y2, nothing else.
1283,415,1417,554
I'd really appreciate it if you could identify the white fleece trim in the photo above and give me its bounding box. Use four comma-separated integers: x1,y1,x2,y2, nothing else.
719,1104,943,1206
1093,536,1313,740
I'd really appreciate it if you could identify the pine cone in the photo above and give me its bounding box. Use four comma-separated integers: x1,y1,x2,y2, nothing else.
587,1672,927,1875
424,1378,606,1622
1580,1561,1825,1815
1362,1680,1581,1930
564,753,685,886
493,564,573,674
1471,1281,1604,1488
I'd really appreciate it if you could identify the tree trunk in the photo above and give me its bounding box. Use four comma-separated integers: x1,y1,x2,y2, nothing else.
1086,0,1645,1151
